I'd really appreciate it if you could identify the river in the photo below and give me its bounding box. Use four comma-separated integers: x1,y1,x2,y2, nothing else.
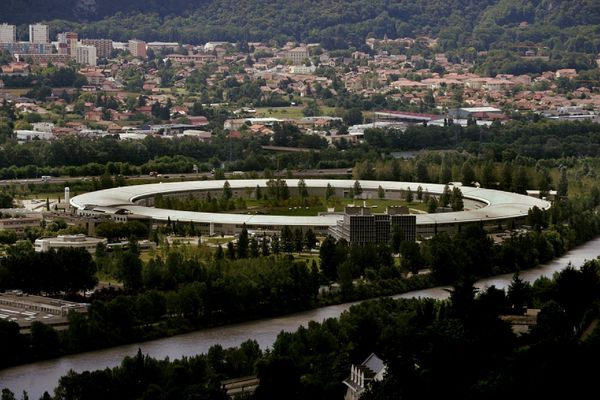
2,236,600,398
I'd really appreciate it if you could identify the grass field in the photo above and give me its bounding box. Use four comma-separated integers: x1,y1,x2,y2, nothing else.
242,197,428,216
254,106,338,119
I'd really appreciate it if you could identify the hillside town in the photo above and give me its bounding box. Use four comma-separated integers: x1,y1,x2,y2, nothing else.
1,22,600,146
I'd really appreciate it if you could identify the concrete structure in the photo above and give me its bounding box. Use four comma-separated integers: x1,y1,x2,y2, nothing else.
286,47,309,65
0,217,42,234
81,38,113,58
329,205,416,244
128,39,147,59
70,180,551,238
0,23,16,43
34,234,107,253
57,32,78,55
75,44,97,66
29,24,49,44
343,353,386,400
0,292,88,329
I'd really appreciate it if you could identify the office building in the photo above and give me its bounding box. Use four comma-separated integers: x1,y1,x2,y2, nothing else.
329,206,416,244
128,39,147,59
75,44,97,66
81,38,113,58
34,234,107,253
0,23,16,43
29,24,49,44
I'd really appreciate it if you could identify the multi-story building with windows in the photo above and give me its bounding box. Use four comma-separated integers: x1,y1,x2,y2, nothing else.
75,44,97,66
29,24,49,44
81,38,113,58
128,39,147,59
0,23,16,43
330,206,416,244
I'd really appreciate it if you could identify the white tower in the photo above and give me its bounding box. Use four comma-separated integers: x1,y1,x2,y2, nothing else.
64,187,70,206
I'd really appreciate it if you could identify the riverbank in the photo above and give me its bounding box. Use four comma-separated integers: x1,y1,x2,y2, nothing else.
2,236,599,399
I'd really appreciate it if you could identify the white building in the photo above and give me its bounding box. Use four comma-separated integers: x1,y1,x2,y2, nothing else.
29,24,49,44
76,44,97,66
343,353,387,400
0,23,16,43
15,130,55,142
34,234,107,253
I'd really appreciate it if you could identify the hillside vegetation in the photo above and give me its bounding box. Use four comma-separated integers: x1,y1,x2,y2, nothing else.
1,0,599,52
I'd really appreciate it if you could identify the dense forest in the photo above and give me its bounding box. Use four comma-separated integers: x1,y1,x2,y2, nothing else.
1,0,599,52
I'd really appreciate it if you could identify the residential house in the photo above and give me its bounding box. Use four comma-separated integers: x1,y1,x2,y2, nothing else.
343,353,387,400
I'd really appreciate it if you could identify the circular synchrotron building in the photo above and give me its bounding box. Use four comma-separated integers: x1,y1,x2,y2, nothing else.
70,179,551,239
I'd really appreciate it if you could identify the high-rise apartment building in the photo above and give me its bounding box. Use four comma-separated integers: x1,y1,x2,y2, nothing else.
128,39,147,59
75,45,97,66
29,24,49,44
57,32,78,55
0,23,16,43
81,39,113,59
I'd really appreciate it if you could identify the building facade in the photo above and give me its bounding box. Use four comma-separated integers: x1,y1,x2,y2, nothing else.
81,38,113,58
128,39,147,59
34,234,107,253
0,23,16,43
29,24,49,44
286,47,309,65
330,206,416,244
75,44,97,66
343,353,386,400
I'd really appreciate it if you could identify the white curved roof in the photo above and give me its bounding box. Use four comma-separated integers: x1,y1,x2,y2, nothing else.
70,179,551,227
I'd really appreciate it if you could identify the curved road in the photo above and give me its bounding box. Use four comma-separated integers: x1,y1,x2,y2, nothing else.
1,236,599,398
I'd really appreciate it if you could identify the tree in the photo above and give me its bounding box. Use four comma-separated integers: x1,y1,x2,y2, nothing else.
507,273,531,313
557,167,568,198
353,180,362,196
344,108,363,125
400,241,422,274
271,234,280,255
304,229,317,251
250,237,259,258
378,185,385,199
222,180,232,200
427,197,438,213
416,185,423,201
297,178,309,202
281,226,294,253
461,161,476,185
415,160,429,182
237,225,249,258
302,100,321,117
439,184,451,207
450,187,464,211
215,244,224,260
405,188,414,203
325,183,336,200
293,228,304,252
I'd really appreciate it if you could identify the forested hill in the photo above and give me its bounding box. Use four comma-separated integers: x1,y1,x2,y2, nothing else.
1,0,600,52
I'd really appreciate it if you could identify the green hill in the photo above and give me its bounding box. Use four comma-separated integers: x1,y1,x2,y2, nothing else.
0,0,599,52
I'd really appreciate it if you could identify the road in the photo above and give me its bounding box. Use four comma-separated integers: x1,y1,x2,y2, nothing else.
0,169,352,187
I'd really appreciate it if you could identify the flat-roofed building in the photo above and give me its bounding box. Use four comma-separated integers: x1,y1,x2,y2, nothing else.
129,39,147,59
34,234,107,253
0,23,16,43
75,44,97,66
330,205,416,244
29,24,49,44
0,216,42,234
81,38,113,58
